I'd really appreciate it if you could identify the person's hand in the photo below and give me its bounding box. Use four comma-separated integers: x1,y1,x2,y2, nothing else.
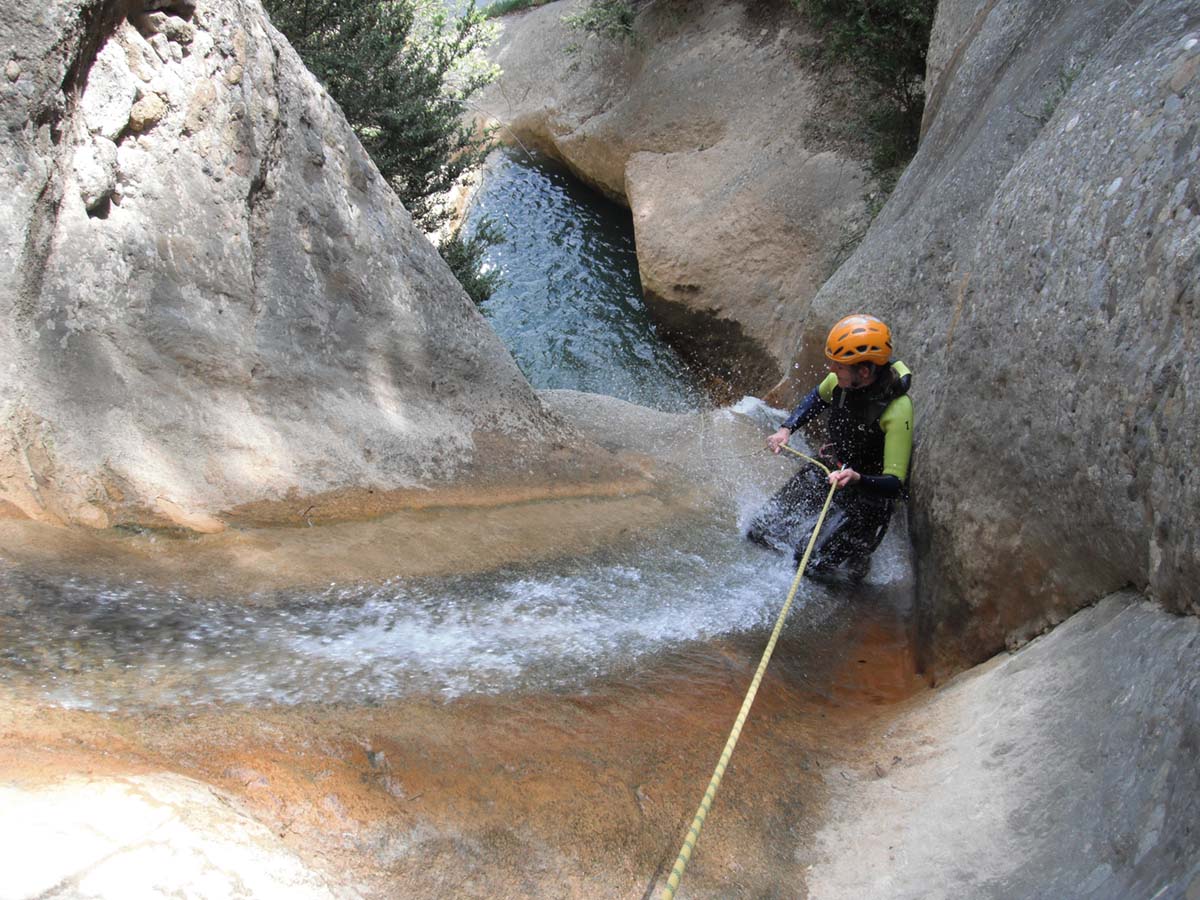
767,427,792,454
828,466,860,489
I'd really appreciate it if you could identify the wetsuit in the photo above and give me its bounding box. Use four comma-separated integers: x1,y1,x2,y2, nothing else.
747,361,913,578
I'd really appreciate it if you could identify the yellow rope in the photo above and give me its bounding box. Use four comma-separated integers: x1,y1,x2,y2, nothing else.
660,445,836,900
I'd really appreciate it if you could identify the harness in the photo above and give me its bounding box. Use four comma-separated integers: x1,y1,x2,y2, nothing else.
825,363,911,476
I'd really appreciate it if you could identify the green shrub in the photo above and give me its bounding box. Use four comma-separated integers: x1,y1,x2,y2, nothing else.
482,0,555,18
794,0,934,115
439,217,505,305
793,0,935,174
264,0,498,233
563,0,638,41
264,0,505,300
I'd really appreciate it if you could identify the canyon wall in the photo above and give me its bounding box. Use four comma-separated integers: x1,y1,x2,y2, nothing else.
475,0,874,398
478,0,1198,673
0,0,596,534
796,0,1199,672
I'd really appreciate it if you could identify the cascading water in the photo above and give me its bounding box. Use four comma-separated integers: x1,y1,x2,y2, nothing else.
0,150,911,713
0,519,833,710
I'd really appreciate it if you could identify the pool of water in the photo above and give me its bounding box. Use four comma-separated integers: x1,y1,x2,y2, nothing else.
462,147,706,412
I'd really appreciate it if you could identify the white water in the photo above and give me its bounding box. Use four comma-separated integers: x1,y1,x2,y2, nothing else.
0,148,914,712
0,514,834,709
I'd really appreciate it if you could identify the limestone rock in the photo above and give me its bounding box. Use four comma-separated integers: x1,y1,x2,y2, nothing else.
81,33,138,140
475,0,873,399
809,594,1200,898
72,134,118,212
0,772,358,899
784,0,1200,671
128,90,165,131
920,0,988,136
0,0,589,533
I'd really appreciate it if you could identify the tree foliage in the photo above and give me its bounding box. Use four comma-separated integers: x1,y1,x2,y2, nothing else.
264,0,503,301
438,217,504,306
563,0,638,41
793,0,936,167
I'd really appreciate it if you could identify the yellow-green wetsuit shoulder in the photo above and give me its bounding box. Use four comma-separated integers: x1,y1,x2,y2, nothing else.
880,360,913,482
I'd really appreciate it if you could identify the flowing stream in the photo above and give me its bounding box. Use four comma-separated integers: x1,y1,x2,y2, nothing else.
0,151,911,713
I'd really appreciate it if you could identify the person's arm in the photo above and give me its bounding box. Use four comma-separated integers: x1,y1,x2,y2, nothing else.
768,375,837,453
854,473,904,498
858,395,913,496
780,384,830,432
879,394,913,482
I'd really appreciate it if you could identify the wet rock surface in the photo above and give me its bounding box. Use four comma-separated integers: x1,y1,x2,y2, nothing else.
0,391,761,593
0,579,923,899
476,0,873,398
809,593,1200,899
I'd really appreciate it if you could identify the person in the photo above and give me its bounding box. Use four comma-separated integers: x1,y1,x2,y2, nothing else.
747,314,913,582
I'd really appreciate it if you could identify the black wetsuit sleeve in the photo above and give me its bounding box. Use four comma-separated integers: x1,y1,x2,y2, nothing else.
781,387,829,432
856,473,903,499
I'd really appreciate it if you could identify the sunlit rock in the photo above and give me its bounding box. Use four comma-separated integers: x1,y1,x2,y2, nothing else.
0,0,619,535
0,773,356,899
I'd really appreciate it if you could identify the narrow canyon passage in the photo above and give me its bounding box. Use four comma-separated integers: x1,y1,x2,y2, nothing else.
0,150,926,897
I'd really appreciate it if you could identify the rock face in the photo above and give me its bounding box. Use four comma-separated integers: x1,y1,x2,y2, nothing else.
784,0,1200,672
0,0,584,533
475,0,874,399
1,773,357,899
809,594,1200,898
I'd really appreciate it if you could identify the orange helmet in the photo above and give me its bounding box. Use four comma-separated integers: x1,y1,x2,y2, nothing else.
825,314,892,366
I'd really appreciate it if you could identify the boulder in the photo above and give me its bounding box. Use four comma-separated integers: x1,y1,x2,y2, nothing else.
475,0,874,399
0,0,615,534
784,0,1200,672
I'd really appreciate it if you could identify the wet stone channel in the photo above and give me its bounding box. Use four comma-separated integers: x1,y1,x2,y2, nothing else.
0,147,923,899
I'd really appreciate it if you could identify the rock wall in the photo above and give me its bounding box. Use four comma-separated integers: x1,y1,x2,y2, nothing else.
475,0,874,399
788,0,1200,672
809,593,1200,898
0,0,588,533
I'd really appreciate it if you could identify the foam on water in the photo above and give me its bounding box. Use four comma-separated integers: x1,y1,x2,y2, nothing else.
0,516,857,709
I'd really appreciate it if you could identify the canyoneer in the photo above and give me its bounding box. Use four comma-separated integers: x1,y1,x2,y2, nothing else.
748,314,913,582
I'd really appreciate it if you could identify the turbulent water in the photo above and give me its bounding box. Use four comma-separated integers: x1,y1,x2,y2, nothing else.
0,154,910,712
461,147,706,412
0,505,913,711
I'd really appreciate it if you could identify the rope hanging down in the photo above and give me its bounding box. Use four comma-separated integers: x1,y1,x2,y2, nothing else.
660,446,836,900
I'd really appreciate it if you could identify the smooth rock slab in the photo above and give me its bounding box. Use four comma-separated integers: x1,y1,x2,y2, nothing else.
0,772,357,900
1,0,589,534
808,593,1200,899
